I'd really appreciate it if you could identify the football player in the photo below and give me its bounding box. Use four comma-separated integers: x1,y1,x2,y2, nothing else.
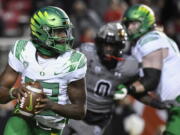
62,22,139,135
119,4,180,135
0,6,87,135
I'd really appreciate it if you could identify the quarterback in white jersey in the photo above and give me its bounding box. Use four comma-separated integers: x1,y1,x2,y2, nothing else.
0,6,87,135
122,4,180,135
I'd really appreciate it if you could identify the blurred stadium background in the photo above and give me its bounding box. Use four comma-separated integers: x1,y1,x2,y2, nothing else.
0,0,179,135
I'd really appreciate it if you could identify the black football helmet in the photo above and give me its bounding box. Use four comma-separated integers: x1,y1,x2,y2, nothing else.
95,22,128,69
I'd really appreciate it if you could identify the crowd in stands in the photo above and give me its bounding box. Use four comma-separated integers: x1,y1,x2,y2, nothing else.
0,0,179,47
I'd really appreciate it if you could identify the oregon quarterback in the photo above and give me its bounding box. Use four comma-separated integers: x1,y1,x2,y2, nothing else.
0,6,87,135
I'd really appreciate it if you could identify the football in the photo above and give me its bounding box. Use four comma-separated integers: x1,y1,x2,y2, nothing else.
19,81,44,117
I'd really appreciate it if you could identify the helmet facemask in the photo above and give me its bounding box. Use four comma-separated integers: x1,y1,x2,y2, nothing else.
43,27,74,53
123,20,143,41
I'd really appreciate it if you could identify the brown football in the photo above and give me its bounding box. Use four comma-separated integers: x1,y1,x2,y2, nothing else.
19,81,44,117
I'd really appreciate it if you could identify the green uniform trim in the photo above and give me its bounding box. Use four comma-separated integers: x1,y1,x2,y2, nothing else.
70,51,82,63
139,36,159,46
165,96,180,135
68,51,86,72
4,116,62,135
78,55,86,69
13,40,28,60
139,32,160,46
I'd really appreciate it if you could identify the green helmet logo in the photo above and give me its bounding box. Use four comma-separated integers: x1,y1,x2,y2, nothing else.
123,4,155,40
30,6,74,56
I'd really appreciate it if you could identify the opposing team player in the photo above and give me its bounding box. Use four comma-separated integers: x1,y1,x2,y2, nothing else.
0,6,87,135
62,22,139,135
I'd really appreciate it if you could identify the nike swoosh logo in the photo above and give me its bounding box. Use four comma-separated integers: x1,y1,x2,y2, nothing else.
26,93,33,111
54,72,62,75
54,66,70,75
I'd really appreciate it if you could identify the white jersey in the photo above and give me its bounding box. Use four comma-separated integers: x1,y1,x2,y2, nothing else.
132,30,180,101
8,40,87,129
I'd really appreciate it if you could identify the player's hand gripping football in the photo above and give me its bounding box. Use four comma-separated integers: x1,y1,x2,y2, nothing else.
114,84,128,100
35,95,54,114
16,81,45,117
10,85,27,102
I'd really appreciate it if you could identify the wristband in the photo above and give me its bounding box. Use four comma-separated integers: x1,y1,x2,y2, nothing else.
9,87,16,99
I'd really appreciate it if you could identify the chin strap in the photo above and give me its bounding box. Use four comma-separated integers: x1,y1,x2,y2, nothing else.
106,55,125,61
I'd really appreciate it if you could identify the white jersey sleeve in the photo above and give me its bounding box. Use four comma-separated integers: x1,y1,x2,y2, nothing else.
133,31,180,101
8,40,27,72
134,31,169,57
66,51,87,83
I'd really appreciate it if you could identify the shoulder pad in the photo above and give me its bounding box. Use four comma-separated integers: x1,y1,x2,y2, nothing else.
68,51,87,72
138,31,160,47
11,40,28,60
